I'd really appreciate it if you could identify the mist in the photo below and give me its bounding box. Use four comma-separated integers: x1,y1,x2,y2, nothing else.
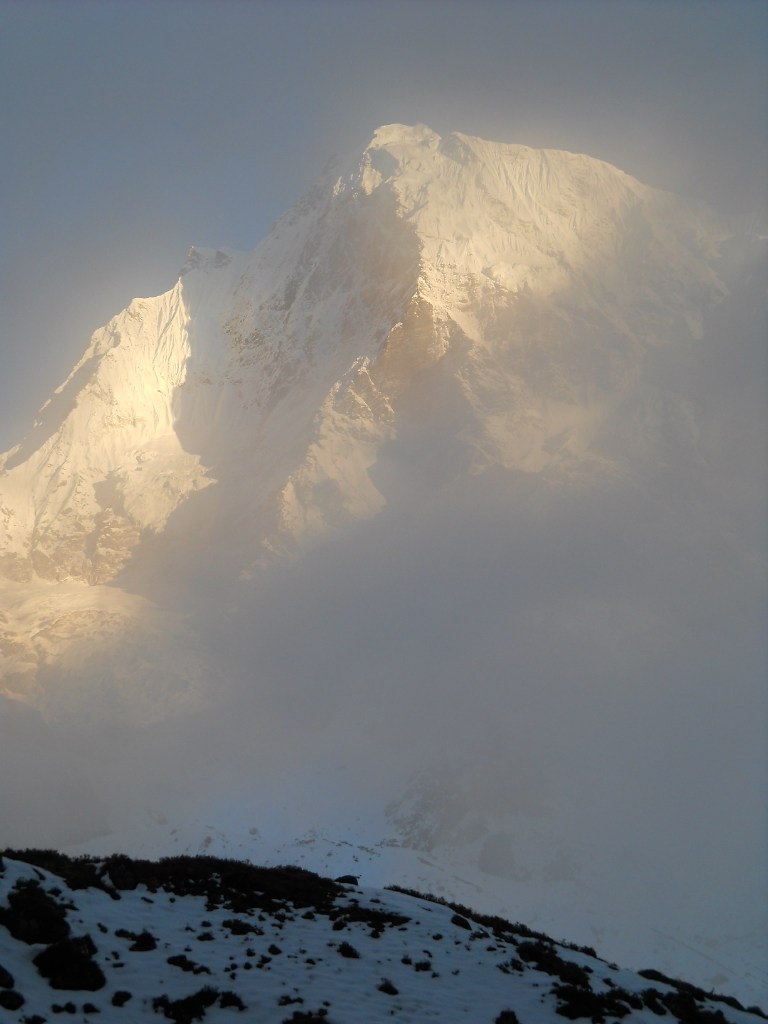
2,458,765,971
2,298,766,969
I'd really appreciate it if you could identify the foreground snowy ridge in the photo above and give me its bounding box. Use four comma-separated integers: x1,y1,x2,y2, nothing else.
0,851,764,1024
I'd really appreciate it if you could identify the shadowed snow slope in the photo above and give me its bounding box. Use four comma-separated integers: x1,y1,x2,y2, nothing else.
0,851,765,1024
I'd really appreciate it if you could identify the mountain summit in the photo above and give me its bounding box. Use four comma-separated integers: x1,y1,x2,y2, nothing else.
0,124,725,591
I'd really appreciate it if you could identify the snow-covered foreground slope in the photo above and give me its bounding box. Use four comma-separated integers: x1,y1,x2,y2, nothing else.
0,851,764,1024
64,812,768,1010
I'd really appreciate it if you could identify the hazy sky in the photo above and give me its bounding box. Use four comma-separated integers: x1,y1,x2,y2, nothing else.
0,3,766,994
1,0,766,448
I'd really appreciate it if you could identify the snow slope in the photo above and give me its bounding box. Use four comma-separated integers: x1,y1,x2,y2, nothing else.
61,790,768,1010
0,850,763,1024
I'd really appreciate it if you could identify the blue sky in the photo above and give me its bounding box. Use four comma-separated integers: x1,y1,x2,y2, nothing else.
1,0,766,447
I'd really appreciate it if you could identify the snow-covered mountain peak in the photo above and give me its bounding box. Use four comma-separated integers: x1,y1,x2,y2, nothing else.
0,124,739,674
369,121,440,147
339,125,722,324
